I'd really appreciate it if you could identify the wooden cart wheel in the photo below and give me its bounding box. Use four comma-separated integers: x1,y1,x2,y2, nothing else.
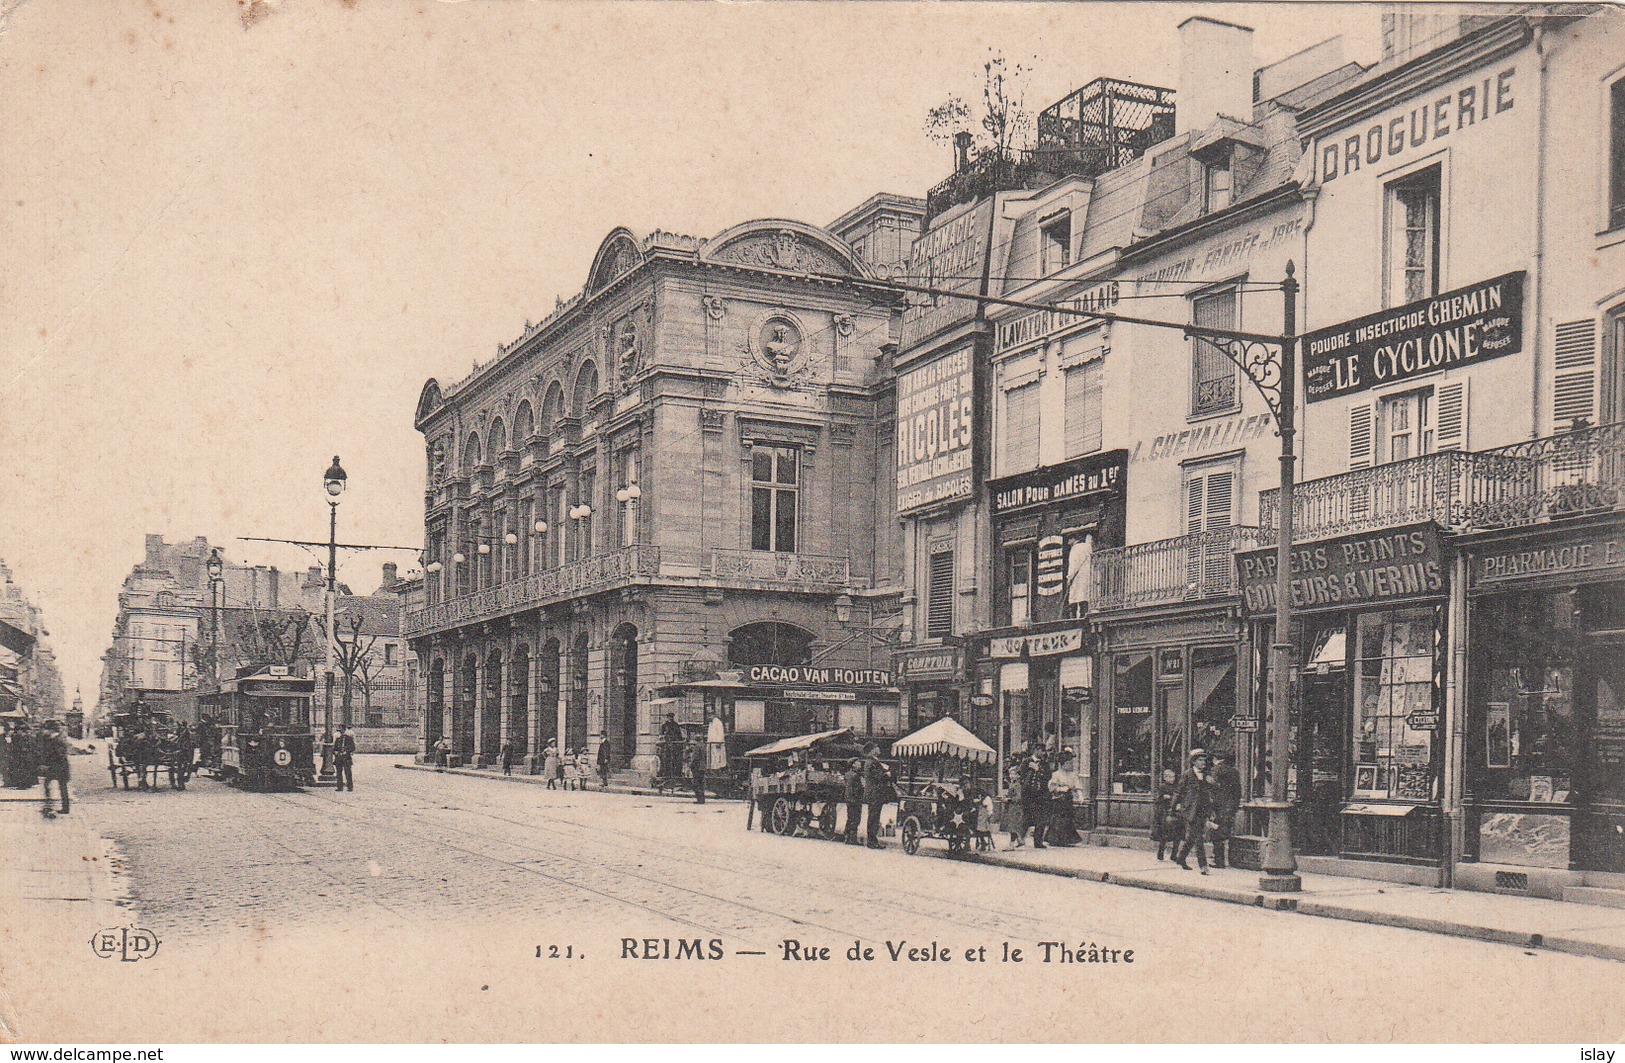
769,797,793,835
901,816,922,855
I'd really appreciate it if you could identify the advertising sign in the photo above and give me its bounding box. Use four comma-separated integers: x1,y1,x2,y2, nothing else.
747,665,893,687
1303,272,1525,402
900,199,992,349
988,450,1128,518
1474,527,1625,587
1237,523,1446,615
1035,536,1065,596
896,346,975,514
995,281,1120,355
989,628,1085,659
895,648,961,681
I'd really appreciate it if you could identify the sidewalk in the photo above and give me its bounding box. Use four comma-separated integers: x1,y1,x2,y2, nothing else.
926,838,1625,963
395,759,740,800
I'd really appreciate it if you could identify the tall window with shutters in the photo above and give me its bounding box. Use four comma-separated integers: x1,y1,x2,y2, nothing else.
1184,462,1236,590
1064,360,1104,458
1191,286,1240,416
1554,320,1599,431
1006,547,1034,628
926,546,955,639
1609,308,1625,426
1347,381,1468,474
999,380,1041,476
1610,78,1625,232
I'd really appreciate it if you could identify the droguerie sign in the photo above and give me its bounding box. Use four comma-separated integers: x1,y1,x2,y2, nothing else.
1302,273,1525,402
1238,523,1445,615
896,347,975,514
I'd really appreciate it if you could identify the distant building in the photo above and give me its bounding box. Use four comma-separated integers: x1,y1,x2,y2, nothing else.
0,559,65,719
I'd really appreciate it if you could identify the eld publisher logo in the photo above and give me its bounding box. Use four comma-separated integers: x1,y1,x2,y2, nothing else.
90,925,161,962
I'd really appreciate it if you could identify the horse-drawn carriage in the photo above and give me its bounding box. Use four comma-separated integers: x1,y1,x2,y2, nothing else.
743,727,866,837
891,717,998,856
107,707,194,791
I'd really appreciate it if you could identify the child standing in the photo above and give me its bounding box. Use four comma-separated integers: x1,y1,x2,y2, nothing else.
1151,767,1180,860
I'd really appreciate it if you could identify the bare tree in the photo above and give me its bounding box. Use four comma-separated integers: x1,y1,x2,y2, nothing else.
924,50,1036,166
333,614,378,727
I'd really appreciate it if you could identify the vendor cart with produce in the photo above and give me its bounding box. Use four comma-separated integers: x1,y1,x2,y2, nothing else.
743,727,866,838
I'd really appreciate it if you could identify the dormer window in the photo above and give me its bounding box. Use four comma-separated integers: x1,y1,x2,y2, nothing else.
1203,151,1233,213
1040,213,1072,275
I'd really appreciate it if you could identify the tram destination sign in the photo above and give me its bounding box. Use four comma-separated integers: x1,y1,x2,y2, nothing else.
1302,272,1524,402
1238,522,1446,615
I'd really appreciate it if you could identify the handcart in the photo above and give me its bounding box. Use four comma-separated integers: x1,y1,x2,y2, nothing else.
891,716,998,857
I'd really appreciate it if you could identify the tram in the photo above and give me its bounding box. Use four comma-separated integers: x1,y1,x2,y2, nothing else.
196,666,317,789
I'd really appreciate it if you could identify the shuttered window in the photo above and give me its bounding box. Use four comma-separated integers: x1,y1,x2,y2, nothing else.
926,548,955,639
1000,381,1040,475
1434,380,1468,452
1348,401,1376,470
1064,361,1104,457
1554,320,1599,430
1191,287,1239,415
1186,465,1236,589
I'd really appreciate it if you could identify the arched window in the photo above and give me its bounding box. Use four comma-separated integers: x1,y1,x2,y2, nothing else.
488,418,507,459
574,361,600,419
541,381,565,435
726,622,815,667
512,401,535,446
461,433,482,475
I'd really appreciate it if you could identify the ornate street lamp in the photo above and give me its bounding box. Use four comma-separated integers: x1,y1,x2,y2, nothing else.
320,456,347,778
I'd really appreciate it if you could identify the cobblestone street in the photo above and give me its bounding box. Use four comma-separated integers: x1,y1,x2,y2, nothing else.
2,757,1613,1042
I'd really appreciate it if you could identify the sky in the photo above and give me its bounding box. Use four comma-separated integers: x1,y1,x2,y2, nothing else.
0,0,1385,704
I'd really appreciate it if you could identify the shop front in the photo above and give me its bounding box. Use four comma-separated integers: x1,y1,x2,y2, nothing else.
895,645,982,741
1096,610,1250,836
984,450,1127,786
1237,522,1451,878
1461,519,1625,884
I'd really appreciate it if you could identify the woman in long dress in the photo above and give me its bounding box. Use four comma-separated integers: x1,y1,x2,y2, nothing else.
1046,751,1083,847
706,714,728,773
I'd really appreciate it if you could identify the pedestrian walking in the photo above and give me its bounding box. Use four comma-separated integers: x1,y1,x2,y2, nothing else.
1021,749,1051,849
500,740,514,777
332,726,356,792
1045,750,1083,846
36,719,69,816
596,740,612,788
841,758,864,843
686,734,707,804
860,743,893,849
1173,749,1214,873
1151,766,1181,861
542,740,560,789
1002,764,1028,850
1209,752,1242,869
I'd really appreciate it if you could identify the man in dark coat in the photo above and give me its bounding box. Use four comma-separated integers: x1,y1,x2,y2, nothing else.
1021,748,1052,849
332,726,357,792
37,720,69,816
687,735,707,804
1209,752,1243,868
1173,749,1214,873
842,758,865,844
860,744,892,849
659,714,682,780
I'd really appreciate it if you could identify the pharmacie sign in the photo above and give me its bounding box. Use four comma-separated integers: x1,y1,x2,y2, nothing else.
1302,272,1525,402
896,347,975,514
990,628,1085,659
1475,528,1625,587
900,199,992,348
746,665,893,687
995,281,1120,354
989,450,1127,517
1238,523,1446,615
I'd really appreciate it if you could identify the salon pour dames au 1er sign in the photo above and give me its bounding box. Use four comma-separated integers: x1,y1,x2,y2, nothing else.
1302,272,1525,402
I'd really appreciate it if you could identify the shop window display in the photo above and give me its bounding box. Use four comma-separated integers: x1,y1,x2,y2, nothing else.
1469,589,1582,804
1190,646,1238,757
1112,652,1154,794
1353,607,1440,802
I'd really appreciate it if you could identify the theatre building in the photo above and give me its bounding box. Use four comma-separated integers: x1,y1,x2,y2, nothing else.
406,215,906,779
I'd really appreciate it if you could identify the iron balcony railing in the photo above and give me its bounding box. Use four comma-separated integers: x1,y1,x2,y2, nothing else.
1092,526,1272,612
403,545,660,637
1260,423,1625,540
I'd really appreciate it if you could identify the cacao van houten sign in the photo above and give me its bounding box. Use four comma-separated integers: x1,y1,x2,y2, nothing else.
1302,272,1524,402
989,450,1127,517
747,665,893,687
1238,523,1446,615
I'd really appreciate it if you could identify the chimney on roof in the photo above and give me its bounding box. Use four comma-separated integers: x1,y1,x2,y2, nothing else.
381,562,398,589
954,131,973,174
145,534,165,561
1176,17,1255,136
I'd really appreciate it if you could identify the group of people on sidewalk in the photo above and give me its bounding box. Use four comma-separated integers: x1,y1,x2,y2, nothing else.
1002,745,1085,850
1152,748,1242,873
840,743,896,849
1,718,72,816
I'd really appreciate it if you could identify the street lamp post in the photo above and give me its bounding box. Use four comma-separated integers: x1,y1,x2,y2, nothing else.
206,549,224,685
321,456,347,779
